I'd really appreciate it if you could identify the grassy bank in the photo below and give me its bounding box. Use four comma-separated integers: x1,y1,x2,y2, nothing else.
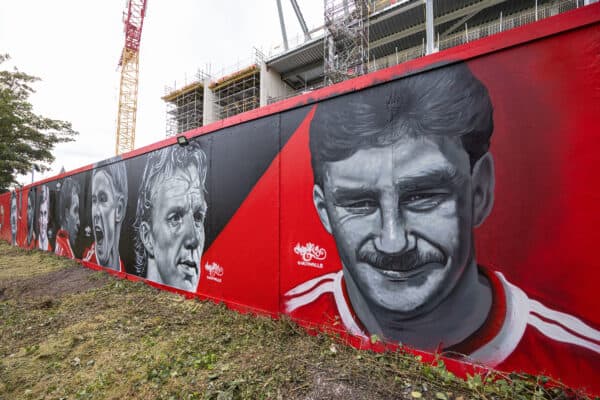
0,241,591,399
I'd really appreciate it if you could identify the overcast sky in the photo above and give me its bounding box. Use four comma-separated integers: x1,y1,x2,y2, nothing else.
0,0,323,186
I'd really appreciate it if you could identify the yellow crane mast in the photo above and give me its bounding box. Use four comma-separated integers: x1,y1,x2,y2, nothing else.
115,0,147,155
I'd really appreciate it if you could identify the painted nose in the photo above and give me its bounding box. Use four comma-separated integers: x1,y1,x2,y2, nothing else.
183,215,200,250
373,210,414,254
92,205,100,221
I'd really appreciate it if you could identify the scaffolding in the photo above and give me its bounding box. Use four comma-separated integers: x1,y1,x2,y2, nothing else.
211,64,261,120
324,0,370,86
163,71,208,137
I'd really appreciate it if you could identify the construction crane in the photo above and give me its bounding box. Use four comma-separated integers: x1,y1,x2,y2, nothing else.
115,0,148,155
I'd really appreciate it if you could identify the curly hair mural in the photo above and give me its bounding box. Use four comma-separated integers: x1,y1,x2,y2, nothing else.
133,140,208,292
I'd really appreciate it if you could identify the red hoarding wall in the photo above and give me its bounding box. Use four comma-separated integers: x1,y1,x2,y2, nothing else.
1,4,599,395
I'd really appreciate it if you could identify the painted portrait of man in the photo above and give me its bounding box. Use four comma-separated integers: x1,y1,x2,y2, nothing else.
25,187,37,249
10,191,17,246
134,140,208,292
83,159,127,271
55,177,81,259
37,185,51,251
284,62,600,365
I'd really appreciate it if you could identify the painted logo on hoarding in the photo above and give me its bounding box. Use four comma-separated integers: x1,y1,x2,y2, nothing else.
205,262,224,283
294,242,327,268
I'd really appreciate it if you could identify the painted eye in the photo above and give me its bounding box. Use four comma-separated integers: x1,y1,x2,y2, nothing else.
402,193,447,212
193,210,205,225
167,213,182,227
341,199,378,215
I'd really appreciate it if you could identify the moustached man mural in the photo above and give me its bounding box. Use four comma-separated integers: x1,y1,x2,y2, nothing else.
284,62,600,366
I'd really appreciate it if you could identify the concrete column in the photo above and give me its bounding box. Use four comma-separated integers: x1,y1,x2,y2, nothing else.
259,61,294,107
202,78,218,126
425,0,437,55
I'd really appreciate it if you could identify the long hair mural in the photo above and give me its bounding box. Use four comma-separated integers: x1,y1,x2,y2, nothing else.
1,6,599,395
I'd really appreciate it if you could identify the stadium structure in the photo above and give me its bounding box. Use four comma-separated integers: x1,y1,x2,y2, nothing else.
162,0,596,137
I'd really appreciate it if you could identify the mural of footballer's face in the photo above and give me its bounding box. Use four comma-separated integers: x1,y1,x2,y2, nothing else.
141,164,206,292
10,196,17,243
27,193,35,243
65,190,80,247
92,170,123,268
313,134,494,320
39,190,49,244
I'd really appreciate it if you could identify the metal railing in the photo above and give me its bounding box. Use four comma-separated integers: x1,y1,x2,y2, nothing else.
369,0,583,73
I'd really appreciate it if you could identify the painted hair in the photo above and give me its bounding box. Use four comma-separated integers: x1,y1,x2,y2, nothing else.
93,156,128,206
309,62,494,187
38,184,49,206
133,140,208,277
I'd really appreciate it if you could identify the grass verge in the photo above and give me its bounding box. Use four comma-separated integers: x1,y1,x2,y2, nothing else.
0,241,593,400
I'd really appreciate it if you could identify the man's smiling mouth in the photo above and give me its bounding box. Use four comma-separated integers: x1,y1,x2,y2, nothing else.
375,263,444,281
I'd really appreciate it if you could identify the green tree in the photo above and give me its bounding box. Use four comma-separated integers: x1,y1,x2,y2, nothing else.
0,54,78,192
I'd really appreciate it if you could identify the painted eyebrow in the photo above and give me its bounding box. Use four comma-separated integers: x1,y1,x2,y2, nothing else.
395,166,463,193
331,187,379,201
331,166,462,200
166,205,186,216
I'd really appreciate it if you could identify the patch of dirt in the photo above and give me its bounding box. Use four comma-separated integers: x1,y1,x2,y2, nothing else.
297,369,395,400
0,266,109,301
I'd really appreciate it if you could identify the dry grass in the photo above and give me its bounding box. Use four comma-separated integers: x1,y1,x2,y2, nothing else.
0,241,592,400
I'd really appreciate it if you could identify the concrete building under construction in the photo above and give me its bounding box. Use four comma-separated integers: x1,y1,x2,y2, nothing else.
163,0,596,137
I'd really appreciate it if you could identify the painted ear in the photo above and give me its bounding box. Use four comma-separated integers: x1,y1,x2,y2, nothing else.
471,152,495,227
139,221,154,257
313,185,333,234
115,195,126,223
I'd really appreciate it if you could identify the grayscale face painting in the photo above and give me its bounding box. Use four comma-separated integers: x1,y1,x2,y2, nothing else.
10,192,17,245
61,181,80,249
135,141,208,292
91,161,127,271
27,189,36,246
65,191,80,247
38,186,50,251
310,63,496,350
318,136,475,312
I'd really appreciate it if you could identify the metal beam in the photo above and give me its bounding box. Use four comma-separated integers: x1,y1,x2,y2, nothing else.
439,10,480,38
276,0,289,51
290,0,311,40
366,0,424,28
369,0,508,52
